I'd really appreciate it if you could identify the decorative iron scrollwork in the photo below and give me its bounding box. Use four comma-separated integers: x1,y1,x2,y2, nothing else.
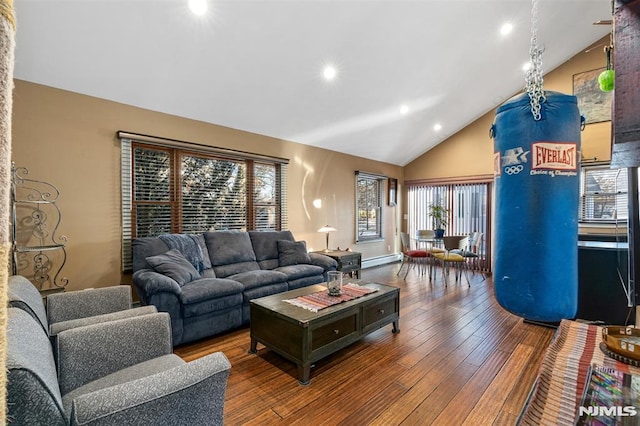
11,163,68,290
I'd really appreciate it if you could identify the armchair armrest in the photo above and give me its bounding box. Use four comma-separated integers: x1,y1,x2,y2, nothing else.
56,313,173,395
67,353,231,426
49,305,157,336
308,252,338,271
47,285,133,325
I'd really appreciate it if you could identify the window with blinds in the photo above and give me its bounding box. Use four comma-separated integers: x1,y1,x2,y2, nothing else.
121,137,288,271
356,172,384,242
580,165,628,223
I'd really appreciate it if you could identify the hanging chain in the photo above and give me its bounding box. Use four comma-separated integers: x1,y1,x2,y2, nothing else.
525,0,546,121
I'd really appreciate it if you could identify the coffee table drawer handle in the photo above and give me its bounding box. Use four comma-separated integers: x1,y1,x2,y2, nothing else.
379,309,385,314
333,329,340,334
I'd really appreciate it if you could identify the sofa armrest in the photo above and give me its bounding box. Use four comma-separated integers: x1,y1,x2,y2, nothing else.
56,313,173,395
68,353,231,426
47,286,133,325
49,305,158,336
308,252,338,271
133,269,182,302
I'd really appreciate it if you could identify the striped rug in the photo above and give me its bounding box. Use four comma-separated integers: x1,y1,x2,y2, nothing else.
284,283,377,312
518,319,640,425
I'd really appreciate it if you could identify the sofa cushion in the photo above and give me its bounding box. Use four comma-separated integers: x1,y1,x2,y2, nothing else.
249,230,295,266
241,282,289,304
277,240,312,266
146,249,201,286
204,231,261,277
179,278,244,304
132,237,171,272
227,270,288,291
7,308,66,425
276,264,324,281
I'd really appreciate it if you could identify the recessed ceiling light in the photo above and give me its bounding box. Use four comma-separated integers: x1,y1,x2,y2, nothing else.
500,22,513,36
323,65,337,81
188,0,208,16
399,104,409,115
434,123,442,132
522,61,532,71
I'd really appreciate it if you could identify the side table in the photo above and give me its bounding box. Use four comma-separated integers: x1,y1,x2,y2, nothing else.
312,250,362,279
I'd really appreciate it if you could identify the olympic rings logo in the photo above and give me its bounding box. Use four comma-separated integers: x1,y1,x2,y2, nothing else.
504,165,524,175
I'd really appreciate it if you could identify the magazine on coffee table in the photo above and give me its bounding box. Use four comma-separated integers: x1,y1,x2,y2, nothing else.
575,364,640,426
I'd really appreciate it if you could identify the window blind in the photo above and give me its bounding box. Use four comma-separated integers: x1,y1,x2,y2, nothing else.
120,134,288,271
580,166,628,222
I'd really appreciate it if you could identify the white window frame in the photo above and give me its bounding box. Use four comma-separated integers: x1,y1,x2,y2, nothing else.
355,171,384,243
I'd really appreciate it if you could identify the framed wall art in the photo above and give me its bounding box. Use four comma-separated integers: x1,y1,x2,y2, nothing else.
573,67,612,125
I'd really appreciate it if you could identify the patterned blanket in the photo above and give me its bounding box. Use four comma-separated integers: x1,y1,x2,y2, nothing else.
159,234,205,273
284,283,377,312
518,320,640,425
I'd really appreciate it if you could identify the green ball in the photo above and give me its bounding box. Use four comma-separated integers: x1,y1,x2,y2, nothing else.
598,69,615,92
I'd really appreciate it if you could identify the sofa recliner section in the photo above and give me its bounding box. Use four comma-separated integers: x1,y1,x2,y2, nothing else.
133,230,338,345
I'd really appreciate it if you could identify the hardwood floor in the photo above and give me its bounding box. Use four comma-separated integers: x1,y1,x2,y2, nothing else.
174,263,556,425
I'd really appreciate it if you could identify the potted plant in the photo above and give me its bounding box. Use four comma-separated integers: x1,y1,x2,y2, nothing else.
428,204,448,238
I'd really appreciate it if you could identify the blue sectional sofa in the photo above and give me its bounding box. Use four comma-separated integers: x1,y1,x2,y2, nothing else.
132,230,337,345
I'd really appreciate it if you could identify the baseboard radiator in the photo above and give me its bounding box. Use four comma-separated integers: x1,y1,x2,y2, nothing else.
362,253,402,269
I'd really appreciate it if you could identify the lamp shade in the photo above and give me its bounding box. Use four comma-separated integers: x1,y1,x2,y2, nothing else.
317,225,337,251
317,226,337,233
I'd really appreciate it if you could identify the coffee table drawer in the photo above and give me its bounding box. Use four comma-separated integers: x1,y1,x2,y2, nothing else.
311,312,358,351
362,294,399,333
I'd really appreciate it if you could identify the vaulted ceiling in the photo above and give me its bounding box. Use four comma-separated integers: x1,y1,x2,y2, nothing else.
13,0,611,166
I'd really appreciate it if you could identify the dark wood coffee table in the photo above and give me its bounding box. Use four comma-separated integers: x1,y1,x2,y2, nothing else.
248,281,399,384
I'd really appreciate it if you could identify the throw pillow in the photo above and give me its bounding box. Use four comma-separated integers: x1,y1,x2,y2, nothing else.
146,249,201,286
278,240,311,266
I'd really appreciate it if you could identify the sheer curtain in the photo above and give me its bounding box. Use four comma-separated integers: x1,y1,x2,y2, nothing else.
407,180,492,272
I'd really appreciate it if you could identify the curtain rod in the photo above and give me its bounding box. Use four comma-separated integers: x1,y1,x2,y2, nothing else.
117,131,289,164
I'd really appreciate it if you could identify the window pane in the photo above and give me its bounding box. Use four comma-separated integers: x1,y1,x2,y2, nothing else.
255,206,277,230
181,155,247,232
254,163,276,204
136,205,172,236
580,166,628,222
133,147,170,201
356,176,382,240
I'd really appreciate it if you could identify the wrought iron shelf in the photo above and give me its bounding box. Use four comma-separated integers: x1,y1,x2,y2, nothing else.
15,244,66,253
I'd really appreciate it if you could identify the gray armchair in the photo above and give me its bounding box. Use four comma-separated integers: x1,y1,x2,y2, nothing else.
7,307,231,425
8,275,157,338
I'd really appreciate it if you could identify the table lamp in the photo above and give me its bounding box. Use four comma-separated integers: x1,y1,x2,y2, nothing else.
317,225,337,252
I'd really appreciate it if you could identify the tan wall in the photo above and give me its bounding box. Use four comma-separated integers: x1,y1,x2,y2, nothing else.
11,80,403,291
